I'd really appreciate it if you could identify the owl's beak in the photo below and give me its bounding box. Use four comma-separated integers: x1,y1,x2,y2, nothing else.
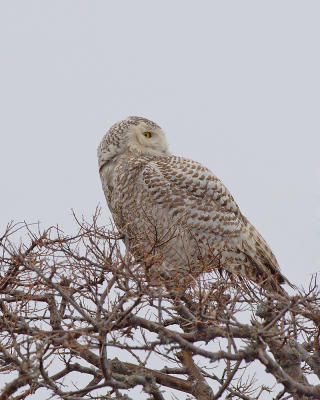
99,160,109,172
99,164,106,172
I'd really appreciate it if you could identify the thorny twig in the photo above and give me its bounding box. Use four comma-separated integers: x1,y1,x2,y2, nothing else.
0,210,319,399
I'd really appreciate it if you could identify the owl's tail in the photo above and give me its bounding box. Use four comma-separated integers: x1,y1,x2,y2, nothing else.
242,217,296,295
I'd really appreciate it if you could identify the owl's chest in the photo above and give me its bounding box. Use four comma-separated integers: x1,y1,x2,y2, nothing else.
106,162,147,227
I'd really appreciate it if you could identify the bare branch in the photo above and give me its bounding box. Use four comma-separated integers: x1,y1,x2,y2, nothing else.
0,213,319,399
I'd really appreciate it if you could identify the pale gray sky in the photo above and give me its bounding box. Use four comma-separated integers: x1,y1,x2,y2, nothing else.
0,1,319,396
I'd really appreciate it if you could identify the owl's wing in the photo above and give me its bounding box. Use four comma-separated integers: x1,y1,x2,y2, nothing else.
141,156,288,288
142,155,244,237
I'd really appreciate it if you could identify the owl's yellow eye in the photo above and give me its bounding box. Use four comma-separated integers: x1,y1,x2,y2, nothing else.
143,131,152,138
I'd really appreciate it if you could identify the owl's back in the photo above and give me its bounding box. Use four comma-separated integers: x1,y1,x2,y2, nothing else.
100,152,287,293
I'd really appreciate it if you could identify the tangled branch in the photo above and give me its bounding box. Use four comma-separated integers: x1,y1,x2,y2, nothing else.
0,211,319,399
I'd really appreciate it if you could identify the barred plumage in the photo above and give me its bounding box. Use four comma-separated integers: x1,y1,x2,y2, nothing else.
98,116,288,293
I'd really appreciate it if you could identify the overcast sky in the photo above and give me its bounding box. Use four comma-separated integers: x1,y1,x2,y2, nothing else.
0,1,319,396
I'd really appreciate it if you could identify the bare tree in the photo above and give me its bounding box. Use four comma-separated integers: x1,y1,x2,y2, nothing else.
0,210,319,400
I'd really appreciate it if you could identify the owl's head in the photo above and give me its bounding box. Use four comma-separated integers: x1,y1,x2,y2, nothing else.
97,116,170,170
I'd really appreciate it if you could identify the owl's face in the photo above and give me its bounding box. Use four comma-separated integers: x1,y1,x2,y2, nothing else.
98,116,170,170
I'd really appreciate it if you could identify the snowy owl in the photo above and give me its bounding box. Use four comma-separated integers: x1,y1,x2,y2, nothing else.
98,116,288,293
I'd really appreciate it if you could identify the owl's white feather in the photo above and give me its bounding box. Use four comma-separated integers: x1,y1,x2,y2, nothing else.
98,116,289,293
